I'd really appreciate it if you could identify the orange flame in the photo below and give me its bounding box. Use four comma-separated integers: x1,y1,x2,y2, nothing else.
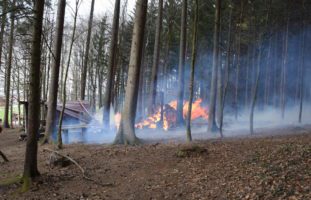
135,98,208,131
114,113,121,130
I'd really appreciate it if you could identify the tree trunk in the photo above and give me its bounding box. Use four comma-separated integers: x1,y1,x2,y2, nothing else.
234,0,244,119
3,0,16,128
299,0,305,123
219,3,233,137
280,13,289,119
0,0,7,72
17,65,21,126
176,0,187,126
114,0,148,145
148,0,163,115
43,0,67,143
22,0,45,192
186,0,198,142
250,36,262,135
80,0,95,100
103,0,120,129
57,0,78,149
207,0,221,133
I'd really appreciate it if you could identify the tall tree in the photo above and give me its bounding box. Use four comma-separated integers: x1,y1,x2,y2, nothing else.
186,0,199,142
176,0,187,126
43,0,67,143
80,0,95,100
148,0,163,115
207,0,221,133
280,5,289,119
103,0,120,129
57,0,79,149
234,0,244,119
219,2,233,137
22,0,45,192
250,35,262,135
250,0,271,134
298,0,305,123
114,0,148,145
3,0,16,128
0,0,7,72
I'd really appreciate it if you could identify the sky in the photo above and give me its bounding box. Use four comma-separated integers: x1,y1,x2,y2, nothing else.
65,0,136,18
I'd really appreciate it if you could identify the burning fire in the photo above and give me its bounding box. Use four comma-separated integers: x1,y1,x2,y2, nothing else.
114,113,122,130
135,98,208,131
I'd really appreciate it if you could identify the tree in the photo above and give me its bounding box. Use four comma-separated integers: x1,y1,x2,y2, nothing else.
43,0,67,143
250,0,271,135
207,0,221,133
219,2,233,137
250,35,262,135
114,0,148,145
186,0,199,142
280,5,289,119
80,0,95,100
103,0,120,129
234,0,244,119
3,0,16,128
176,0,187,126
148,0,163,115
0,0,7,72
57,0,79,149
298,0,305,123
22,0,45,192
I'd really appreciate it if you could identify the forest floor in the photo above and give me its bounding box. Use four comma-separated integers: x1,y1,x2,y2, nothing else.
0,126,310,200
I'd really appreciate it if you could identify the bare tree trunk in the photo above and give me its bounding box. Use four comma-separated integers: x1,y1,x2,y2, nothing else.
103,0,120,128
176,0,187,126
207,0,221,133
148,0,163,115
3,0,16,128
22,0,45,192
43,0,67,143
219,3,233,137
10,86,14,128
186,0,198,142
56,0,79,149
45,20,54,100
80,0,95,100
17,64,21,126
263,35,272,108
234,0,244,120
114,0,148,145
299,0,305,123
280,13,289,119
250,36,262,135
0,0,7,72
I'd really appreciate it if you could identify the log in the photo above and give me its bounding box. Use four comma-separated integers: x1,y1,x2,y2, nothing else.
43,148,113,187
0,150,9,162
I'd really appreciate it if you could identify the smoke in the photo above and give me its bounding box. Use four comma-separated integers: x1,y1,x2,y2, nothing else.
59,21,311,145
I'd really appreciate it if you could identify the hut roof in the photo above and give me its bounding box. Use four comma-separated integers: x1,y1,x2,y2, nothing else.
56,101,92,123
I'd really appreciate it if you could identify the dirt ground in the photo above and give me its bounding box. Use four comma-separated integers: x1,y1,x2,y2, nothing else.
0,126,310,200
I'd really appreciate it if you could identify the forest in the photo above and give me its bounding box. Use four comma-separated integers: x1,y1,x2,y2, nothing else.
0,0,310,199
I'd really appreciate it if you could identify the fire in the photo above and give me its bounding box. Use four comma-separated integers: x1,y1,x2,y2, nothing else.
114,113,121,130
135,98,208,131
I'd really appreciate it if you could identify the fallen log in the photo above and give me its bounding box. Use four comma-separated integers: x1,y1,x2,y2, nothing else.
0,150,9,162
43,148,113,187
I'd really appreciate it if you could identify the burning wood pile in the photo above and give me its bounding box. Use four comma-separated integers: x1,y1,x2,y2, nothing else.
135,98,209,130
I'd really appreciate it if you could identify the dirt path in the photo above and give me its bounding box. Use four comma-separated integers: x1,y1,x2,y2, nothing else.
0,127,310,199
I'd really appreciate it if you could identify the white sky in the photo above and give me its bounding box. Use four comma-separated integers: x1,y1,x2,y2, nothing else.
65,0,136,18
